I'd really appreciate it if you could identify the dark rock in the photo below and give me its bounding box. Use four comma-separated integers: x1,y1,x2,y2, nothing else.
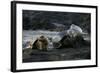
32,39,39,50
23,10,91,33
53,42,61,49
58,35,74,48
58,35,90,49
73,35,85,48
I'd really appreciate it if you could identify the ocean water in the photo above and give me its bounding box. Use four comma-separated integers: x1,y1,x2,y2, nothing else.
22,30,91,62
22,30,65,49
22,30,90,49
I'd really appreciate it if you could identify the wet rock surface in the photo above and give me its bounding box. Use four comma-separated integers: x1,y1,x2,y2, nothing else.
23,34,91,63
23,46,90,63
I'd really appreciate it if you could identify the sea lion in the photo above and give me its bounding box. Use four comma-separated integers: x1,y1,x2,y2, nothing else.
32,36,48,51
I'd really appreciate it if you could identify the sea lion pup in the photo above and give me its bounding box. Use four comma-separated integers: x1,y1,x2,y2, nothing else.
32,36,48,51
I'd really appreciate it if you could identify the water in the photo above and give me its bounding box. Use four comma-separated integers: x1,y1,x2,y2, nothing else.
22,30,89,49
22,30,65,49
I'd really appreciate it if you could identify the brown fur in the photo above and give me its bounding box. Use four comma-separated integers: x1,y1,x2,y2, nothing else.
32,36,48,50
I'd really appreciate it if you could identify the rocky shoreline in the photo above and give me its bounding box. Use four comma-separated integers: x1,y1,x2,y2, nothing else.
23,46,90,63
